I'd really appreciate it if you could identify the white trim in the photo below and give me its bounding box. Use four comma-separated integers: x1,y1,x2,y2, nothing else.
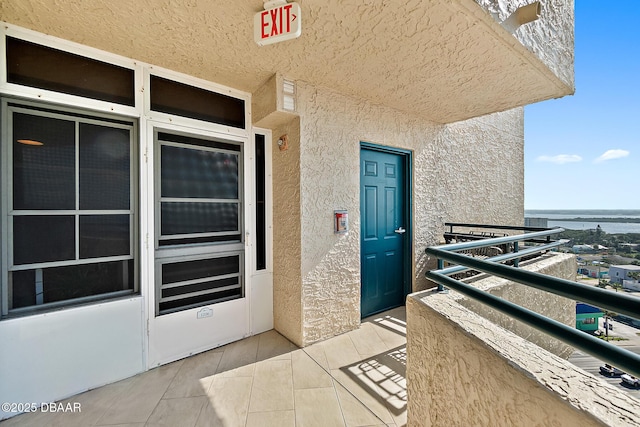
1,23,141,117
1,100,9,316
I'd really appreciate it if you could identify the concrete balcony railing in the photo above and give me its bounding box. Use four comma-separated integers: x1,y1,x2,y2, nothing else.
407,228,640,426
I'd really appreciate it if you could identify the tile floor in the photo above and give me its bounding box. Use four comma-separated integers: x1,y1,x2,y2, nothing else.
1,307,407,427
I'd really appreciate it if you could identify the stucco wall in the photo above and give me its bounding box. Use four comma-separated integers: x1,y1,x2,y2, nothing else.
458,253,577,357
406,290,640,427
291,82,525,345
271,118,304,347
475,0,575,91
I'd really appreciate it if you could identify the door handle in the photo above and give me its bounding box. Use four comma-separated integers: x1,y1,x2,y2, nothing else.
394,227,406,234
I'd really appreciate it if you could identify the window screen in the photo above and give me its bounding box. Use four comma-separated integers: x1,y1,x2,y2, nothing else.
4,104,136,315
158,254,242,315
157,132,242,246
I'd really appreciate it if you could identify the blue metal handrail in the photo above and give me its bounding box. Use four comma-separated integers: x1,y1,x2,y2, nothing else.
426,227,640,378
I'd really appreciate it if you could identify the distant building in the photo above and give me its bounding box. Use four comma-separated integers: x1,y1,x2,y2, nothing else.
609,265,640,285
576,303,603,333
577,265,608,279
525,217,548,228
622,280,640,292
572,244,606,254
572,244,595,254
618,243,639,253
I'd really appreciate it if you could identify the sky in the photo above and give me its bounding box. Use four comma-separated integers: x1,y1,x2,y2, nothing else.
524,2,639,210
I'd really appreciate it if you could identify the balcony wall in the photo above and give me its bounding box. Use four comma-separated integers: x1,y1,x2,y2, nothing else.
456,252,577,357
406,254,640,427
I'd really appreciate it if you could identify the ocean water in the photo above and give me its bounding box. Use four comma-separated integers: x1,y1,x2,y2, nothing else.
525,210,640,234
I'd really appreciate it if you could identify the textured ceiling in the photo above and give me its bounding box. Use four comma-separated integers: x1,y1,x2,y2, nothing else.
0,0,572,123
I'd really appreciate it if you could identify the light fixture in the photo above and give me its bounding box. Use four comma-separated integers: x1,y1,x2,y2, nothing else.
17,139,44,146
277,134,289,151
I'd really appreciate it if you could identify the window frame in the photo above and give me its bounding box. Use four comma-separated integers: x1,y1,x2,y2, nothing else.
153,128,245,252
0,24,255,322
1,25,142,118
252,128,273,274
1,98,139,317
143,67,250,140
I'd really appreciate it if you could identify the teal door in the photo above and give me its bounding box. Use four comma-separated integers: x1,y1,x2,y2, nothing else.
360,146,409,318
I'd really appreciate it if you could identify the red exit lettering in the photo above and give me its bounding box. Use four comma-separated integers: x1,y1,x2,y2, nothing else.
261,4,294,39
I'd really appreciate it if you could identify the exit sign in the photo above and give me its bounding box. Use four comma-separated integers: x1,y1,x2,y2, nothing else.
254,2,301,46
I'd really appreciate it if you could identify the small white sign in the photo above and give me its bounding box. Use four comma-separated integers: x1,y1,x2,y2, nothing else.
254,2,301,46
196,307,213,319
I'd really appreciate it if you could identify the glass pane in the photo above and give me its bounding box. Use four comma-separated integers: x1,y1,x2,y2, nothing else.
158,288,241,315
161,202,238,235
80,215,130,259
158,132,241,152
162,255,240,284
41,260,134,304
13,216,75,265
10,270,36,309
161,145,238,199
13,112,76,210
80,123,130,209
6,37,135,106
162,277,238,298
150,75,245,128
159,235,242,246
255,134,266,270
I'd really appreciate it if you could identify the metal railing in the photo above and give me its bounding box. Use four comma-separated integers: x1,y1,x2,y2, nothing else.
426,225,640,377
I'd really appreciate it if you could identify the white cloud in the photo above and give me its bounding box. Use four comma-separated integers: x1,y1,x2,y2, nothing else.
594,149,630,163
536,154,583,164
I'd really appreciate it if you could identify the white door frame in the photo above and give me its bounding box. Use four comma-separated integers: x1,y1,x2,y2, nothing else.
144,120,252,368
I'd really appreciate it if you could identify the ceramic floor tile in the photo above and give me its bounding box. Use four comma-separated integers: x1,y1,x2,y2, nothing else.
215,335,259,377
321,334,364,370
256,330,296,361
302,341,331,370
363,315,406,350
96,361,183,425
354,354,406,403
292,348,334,390
330,370,393,425
333,380,386,427
294,387,346,427
1,309,408,427
245,410,295,427
164,351,223,398
50,379,135,427
0,410,53,427
347,323,390,357
196,376,253,427
385,397,407,427
145,396,207,427
248,359,294,412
